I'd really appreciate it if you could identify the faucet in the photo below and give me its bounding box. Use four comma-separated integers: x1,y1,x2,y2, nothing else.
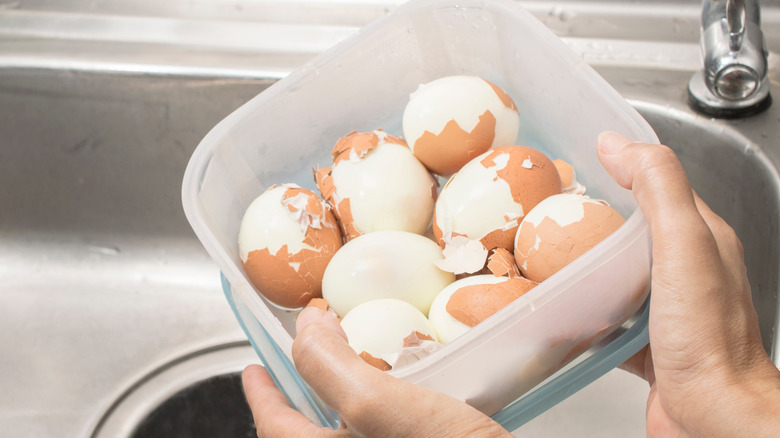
688,0,772,118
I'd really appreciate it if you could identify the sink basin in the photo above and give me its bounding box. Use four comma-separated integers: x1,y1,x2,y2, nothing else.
1,1,778,437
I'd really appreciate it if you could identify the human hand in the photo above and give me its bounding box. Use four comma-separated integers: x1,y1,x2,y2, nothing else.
242,306,512,437
597,131,780,438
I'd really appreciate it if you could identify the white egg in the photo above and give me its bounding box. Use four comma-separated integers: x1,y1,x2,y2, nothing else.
402,75,520,176
340,298,437,359
322,230,455,317
315,130,436,241
428,275,508,344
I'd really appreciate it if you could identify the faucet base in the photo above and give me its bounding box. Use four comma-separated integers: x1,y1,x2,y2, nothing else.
688,70,772,119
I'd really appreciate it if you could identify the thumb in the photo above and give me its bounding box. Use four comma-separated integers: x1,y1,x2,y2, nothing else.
292,307,385,416
596,131,718,263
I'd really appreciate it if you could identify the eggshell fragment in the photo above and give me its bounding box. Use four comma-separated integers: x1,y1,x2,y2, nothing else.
553,159,586,195
238,184,342,308
429,275,536,344
403,76,520,176
322,230,455,317
432,146,562,274
486,248,522,278
514,194,625,282
340,298,438,370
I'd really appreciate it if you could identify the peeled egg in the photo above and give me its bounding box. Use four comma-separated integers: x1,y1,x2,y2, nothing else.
238,184,342,308
431,146,562,274
322,230,455,317
340,298,438,370
315,130,436,241
429,275,537,344
402,76,520,176
514,193,626,283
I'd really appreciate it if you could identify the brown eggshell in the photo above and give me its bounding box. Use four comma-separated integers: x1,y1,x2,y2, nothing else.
514,195,625,283
242,186,343,308
413,110,497,176
433,145,562,254
445,277,537,327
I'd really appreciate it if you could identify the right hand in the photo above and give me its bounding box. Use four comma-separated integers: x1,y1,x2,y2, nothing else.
597,131,780,438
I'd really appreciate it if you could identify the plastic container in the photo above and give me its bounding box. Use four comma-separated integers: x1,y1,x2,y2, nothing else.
182,0,657,429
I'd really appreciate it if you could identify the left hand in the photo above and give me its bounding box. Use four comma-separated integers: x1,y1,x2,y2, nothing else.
242,306,512,437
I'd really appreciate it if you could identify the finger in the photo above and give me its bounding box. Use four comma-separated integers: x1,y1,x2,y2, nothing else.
597,132,709,243
618,345,656,385
597,131,723,287
242,364,334,438
292,307,388,417
292,308,511,437
691,191,745,266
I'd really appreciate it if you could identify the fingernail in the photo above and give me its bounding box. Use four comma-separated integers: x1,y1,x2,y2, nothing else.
598,131,632,155
296,306,328,332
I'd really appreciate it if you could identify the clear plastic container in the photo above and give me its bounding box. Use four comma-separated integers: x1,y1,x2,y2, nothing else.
182,0,657,429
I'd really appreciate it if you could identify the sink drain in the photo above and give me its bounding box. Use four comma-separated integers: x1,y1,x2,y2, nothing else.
90,341,260,438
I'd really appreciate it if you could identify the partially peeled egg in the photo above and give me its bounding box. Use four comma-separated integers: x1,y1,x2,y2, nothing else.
340,298,439,370
428,275,537,344
315,130,436,241
432,145,562,274
403,76,520,176
514,193,625,282
238,184,342,308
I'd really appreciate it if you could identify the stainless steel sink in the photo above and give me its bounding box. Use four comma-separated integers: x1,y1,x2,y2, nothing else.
1,1,778,437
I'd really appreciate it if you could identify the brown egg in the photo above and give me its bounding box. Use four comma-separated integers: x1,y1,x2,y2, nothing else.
402,76,520,176
431,145,562,275
428,275,537,344
238,184,343,308
514,194,625,283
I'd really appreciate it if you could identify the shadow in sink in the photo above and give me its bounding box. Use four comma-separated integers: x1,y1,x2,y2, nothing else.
130,373,254,438
634,101,780,357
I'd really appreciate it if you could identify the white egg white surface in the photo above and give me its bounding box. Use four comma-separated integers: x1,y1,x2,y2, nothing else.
434,151,521,240
322,230,455,317
238,184,315,260
402,76,519,150
340,298,437,358
331,140,434,235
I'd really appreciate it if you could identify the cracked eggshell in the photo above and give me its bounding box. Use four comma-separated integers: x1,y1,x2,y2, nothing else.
340,298,437,369
432,145,562,264
315,130,436,241
403,76,520,176
238,184,342,309
553,159,586,195
322,230,455,317
429,275,537,344
514,193,626,283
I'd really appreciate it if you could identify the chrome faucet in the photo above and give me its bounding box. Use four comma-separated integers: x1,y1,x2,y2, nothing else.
688,0,772,118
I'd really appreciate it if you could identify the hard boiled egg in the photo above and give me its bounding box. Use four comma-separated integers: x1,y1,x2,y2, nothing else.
428,275,537,344
315,130,436,241
322,230,455,317
238,184,342,308
340,298,438,370
514,193,625,282
403,76,520,176
432,145,562,274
